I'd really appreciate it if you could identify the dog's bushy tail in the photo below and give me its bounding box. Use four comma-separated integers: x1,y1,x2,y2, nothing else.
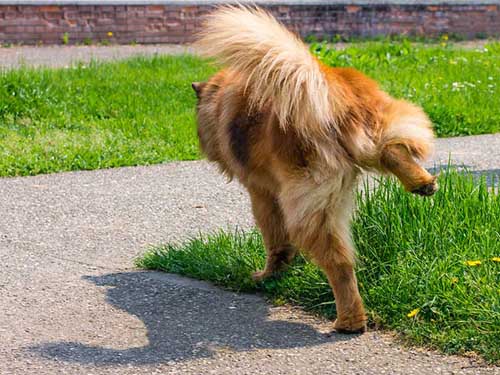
196,6,333,135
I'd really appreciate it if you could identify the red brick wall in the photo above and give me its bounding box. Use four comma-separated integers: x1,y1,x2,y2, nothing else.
0,3,499,45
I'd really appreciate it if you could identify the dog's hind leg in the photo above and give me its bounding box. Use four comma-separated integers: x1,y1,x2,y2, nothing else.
301,225,366,333
248,187,297,282
315,234,367,333
280,183,367,333
381,144,438,196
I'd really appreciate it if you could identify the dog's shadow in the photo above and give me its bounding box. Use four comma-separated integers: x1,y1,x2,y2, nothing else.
30,271,350,365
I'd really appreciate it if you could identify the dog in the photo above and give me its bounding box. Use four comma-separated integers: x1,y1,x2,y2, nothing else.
192,6,438,333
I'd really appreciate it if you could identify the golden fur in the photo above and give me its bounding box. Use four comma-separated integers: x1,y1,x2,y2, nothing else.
192,6,438,333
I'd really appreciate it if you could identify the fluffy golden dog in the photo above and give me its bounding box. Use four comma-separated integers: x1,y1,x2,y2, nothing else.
192,6,438,333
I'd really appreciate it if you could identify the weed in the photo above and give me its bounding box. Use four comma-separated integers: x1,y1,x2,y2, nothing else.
62,32,69,45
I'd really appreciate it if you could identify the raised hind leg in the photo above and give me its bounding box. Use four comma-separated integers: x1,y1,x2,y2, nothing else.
381,144,438,196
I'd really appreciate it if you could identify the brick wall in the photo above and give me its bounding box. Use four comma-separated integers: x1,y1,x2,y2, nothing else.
0,2,499,45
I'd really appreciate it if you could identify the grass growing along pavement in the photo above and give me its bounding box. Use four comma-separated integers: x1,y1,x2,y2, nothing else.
0,55,216,176
1,41,500,177
138,171,500,363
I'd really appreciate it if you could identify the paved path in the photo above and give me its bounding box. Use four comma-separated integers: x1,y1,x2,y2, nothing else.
0,44,193,69
0,40,493,69
1,134,499,374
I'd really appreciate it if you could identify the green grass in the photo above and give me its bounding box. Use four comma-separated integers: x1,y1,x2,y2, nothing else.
0,55,216,176
138,171,500,363
1,41,500,176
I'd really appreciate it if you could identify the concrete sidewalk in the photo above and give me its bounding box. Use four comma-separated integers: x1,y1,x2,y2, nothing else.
1,134,499,374
0,44,193,69
0,40,493,69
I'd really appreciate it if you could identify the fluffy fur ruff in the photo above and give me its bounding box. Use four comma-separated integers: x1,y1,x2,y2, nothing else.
193,6,438,333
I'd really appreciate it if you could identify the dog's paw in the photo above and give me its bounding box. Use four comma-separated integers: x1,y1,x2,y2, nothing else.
411,178,438,197
251,270,269,282
333,318,367,334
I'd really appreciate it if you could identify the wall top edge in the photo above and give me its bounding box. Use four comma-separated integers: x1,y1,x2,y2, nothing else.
0,0,499,6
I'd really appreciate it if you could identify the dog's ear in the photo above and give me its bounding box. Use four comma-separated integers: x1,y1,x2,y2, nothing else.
191,82,206,99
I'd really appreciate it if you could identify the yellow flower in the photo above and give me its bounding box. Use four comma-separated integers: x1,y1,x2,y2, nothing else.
451,277,459,284
407,308,420,318
107,31,113,37
441,42,447,47
492,257,500,262
442,34,449,41
465,260,481,266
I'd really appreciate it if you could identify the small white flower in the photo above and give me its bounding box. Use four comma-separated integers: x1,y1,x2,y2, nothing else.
451,82,465,91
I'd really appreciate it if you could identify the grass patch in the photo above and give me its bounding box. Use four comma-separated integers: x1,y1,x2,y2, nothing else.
0,55,216,176
1,41,500,176
138,171,500,363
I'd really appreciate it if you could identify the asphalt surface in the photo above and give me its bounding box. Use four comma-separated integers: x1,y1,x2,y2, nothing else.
1,134,500,374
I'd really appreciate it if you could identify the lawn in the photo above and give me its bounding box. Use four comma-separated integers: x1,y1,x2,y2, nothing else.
138,171,500,363
0,54,216,176
1,41,500,177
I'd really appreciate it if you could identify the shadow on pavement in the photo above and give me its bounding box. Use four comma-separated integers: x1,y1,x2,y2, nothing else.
30,271,351,365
